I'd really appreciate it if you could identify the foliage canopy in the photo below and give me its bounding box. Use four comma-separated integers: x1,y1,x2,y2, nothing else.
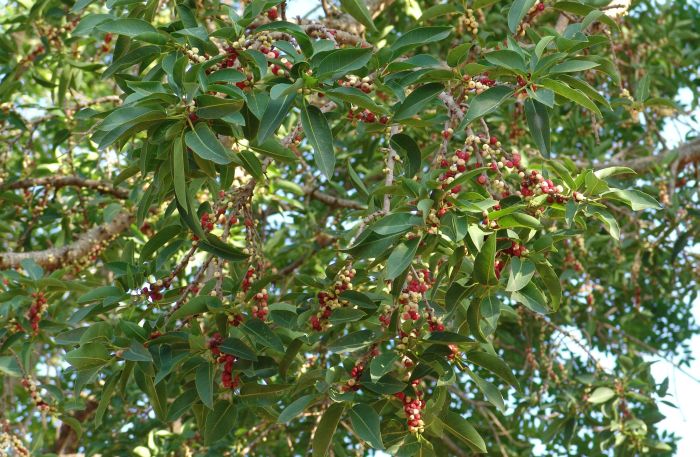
0,0,699,455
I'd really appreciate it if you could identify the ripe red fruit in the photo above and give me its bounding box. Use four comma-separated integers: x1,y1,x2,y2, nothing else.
477,175,488,185
537,2,545,11
267,7,278,20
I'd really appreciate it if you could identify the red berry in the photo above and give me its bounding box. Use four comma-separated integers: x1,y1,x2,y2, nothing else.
267,7,278,20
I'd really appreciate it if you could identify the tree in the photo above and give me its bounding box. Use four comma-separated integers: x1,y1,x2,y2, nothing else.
0,0,698,455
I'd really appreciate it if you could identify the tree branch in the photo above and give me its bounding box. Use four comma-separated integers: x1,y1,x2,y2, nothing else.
0,211,133,271
305,185,367,210
580,138,700,174
0,176,129,199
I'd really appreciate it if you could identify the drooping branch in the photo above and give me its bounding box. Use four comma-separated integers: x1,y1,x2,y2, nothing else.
305,185,367,210
583,138,700,174
0,211,133,271
0,176,129,199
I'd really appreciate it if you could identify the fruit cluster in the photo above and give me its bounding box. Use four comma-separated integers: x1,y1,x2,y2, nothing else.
464,8,479,36
208,334,240,389
504,241,527,257
337,75,375,93
241,267,257,293
218,354,239,389
517,170,565,200
141,279,168,302
26,292,48,334
251,289,269,320
517,1,546,36
342,363,364,392
395,391,425,434
461,75,496,97
398,269,433,322
0,430,29,457
21,377,51,412
347,108,388,124
310,266,356,331
395,329,420,351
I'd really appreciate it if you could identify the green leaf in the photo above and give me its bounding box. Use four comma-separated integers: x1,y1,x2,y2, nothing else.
328,329,375,352
634,73,651,102
498,212,543,229
329,308,366,324
238,150,263,179
485,50,527,73
97,18,158,37
511,282,549,314
524,99,550,157
440,411,487,453
594,167,636,179
239,384,291,399
141,223,182,259
172,138,188,213
278,394,315,423
94,374,117,427
194,95,244,119
167,389,198,421
20,258,43,280
301,103,335,180
386,237,420,280
196,362,215,409
588,386,616,404
363,374,405,394
242,319,285,352
447,42,474,67
539,78,601,117
325,87,386,114
339,0,377,32
371,213,422,235
508,0,537,33
473,234,497,285
77,286,122,303
349,404,384,449
460,86,512,128
390,133,422,178
312,403,345,457
535,36,555,58
66,342,111,370
394,83,444,121
257,92,296,142
311,48,373,79
0,356,22,377
199,234,248,262
391,26,452,57
185,123,235,165
506,258,535,292
121,342,153,362
535,261,562,311
370,352,399,381
603,189,662,211
468,352,521,390
219,337,258,361
204,400,237,444
549,60,599,74
248,138,298,163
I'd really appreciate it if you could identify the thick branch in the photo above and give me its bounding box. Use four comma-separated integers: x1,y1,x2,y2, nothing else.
580,138,700,174
0,176,129,199
0,211,133,271
305,186,366,210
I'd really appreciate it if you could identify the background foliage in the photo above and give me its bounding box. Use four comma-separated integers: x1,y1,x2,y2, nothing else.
0,0,699,455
